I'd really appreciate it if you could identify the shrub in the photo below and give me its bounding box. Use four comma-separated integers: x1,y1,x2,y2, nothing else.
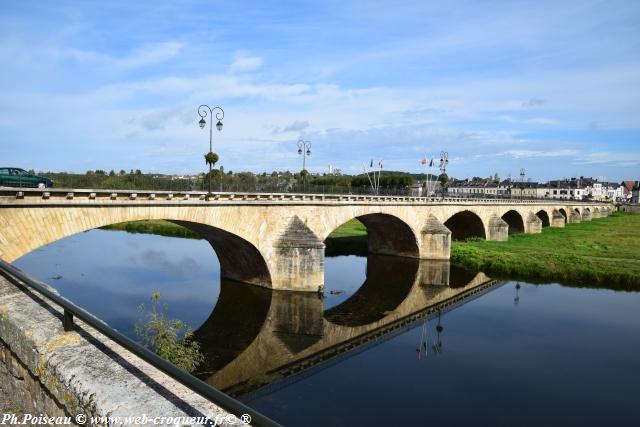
135,292,204,373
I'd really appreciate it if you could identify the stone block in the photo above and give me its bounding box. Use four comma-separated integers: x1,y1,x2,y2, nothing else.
488,215,509,241
526,213,543,233
551,210,566,227
273,216,325,292
568,211,582,223
420,215,451,259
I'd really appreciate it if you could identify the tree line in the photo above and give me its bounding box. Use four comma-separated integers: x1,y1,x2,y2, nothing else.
37,169,430,194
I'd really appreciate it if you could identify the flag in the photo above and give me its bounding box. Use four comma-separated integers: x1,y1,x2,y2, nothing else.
379,161,383,169
420,158,427,165
429,158,433,167
370,159,373,168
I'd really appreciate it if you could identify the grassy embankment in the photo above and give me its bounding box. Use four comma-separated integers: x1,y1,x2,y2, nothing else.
101,220,202,239
451,212,640,289
324,219,368,256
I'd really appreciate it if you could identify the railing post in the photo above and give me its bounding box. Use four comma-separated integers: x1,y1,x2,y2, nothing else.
63,309,74,331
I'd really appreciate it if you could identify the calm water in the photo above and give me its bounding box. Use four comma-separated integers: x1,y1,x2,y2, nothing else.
14,229,640,426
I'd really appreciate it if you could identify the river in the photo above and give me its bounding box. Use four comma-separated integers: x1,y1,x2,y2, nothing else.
14,229,640,426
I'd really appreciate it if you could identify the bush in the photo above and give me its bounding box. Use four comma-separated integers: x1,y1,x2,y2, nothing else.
135,292,204,373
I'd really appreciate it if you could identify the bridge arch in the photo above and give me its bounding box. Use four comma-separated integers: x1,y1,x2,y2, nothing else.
501,210,525,234
169,221,272,287
558,208,568,223
193,280,273,374
444,210,486,240
3,206,273,288
324,255,417,327
536,210,550,227
323,213,419,258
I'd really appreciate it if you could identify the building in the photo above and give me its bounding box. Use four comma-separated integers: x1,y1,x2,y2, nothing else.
546,178,588,200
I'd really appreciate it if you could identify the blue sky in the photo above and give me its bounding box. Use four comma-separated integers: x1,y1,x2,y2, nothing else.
1,0,639,181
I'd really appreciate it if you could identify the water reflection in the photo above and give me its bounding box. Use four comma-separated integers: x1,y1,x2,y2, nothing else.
191,255,499,398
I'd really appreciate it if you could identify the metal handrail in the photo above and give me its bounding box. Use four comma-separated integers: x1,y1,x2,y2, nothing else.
0,258,281,427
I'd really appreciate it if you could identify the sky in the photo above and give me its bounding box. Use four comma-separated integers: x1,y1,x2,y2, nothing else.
1,0,639,181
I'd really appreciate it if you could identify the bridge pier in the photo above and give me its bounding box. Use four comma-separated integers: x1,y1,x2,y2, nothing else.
273,216,325,292
487,215,509,241
582,210,592,221
525,213,543,234
420,215,451,260
419,260,450,287
271,291,324,352
591,209,601,219
550,210,566,227
568,211,582,223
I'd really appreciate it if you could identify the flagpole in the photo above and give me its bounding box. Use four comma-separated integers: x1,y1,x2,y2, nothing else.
363,164,375,194
377,160,382,195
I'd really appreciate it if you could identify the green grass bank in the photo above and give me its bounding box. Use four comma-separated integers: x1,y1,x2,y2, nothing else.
100,220,202,240
324,219,368,256
451,212,640,289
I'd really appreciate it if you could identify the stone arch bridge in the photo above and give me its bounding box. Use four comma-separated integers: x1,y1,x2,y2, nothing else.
0,188,611,292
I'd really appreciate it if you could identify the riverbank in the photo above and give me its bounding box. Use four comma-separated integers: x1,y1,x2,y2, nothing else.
100,220,202,239
451,212,640,289
324,219,368,256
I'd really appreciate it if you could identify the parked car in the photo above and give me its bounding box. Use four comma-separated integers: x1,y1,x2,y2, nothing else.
0,167,53,188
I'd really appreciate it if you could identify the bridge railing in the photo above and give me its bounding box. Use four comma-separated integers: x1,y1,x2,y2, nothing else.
0,187,614,205
0,258,281,427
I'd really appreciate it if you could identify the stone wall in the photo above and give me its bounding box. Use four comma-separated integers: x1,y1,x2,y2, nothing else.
0,275,249,427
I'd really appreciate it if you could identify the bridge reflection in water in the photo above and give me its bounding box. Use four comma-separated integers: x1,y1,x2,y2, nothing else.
192,256,503,398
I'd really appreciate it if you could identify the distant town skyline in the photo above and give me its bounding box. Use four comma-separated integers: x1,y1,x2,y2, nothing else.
1,0,639,180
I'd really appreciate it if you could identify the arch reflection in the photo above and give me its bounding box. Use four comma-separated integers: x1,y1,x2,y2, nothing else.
192,258,501,398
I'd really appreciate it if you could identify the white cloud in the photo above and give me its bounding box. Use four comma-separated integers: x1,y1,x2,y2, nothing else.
56,42,184,69
577,152,640,167
229,55,263,73
504,149,579,158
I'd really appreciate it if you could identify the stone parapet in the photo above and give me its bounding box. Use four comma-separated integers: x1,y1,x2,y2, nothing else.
0,276,246,427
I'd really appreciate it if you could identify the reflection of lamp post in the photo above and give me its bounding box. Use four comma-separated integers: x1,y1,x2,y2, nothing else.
433,309,444,353
297,139,311,189
198,105,224,197
514,282,521,305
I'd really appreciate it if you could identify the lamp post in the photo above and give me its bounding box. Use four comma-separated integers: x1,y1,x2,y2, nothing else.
297,139,311,190
198,105,224,197
439,151,449,200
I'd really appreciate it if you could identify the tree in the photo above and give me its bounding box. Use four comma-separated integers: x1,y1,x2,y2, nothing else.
109,170,116,176
135,292,204,373
135,169,142,175
494,173,500,182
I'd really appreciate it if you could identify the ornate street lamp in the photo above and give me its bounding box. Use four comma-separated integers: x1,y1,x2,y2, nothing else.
197,105,224,197
297,138,311,189
439,151,449,199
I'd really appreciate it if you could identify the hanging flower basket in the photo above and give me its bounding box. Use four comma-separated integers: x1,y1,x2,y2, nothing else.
204,152,219,166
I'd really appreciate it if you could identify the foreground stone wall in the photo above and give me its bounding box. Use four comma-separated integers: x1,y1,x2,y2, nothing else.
0,275,248,427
